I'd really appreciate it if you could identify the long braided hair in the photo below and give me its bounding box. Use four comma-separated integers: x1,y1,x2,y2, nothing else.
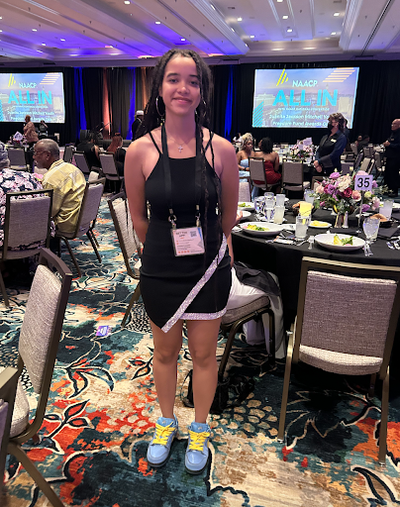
137,50,223,260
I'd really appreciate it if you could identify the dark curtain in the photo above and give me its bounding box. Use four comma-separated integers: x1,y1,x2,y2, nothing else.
106,67,135,138
81,68,103,135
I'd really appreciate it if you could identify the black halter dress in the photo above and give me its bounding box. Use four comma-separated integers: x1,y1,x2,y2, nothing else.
140,132,231,332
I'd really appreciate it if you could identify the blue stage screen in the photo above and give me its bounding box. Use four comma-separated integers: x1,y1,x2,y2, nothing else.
0,72,65,123
252,67,359,128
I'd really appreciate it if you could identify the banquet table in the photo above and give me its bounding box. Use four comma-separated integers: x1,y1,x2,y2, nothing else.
232,203,400,330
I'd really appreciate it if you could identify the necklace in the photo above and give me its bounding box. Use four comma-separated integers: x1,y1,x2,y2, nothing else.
178,145,183,153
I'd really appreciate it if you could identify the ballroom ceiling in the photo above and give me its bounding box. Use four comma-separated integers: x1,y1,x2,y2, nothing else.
0,0,400,66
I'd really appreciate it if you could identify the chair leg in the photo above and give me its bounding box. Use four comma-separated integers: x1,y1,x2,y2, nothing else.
218,323,240,378
379,366,389,465
267,308,275,366
369,373,377,397
277,332,295,442
8,442,65,507
87,232,102,264
121,283,141,327
62,238,82,278
0,270,10,307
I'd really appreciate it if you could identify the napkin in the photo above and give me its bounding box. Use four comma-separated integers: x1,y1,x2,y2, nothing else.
377,225,400,239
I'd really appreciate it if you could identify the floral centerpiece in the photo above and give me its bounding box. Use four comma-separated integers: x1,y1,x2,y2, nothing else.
289,143,314,161
313,171,384,214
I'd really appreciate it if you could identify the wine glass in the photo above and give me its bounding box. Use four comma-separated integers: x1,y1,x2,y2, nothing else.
363,217,380,256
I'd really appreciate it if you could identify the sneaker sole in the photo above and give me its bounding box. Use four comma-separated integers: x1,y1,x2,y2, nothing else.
185,454,210,475
147,433,177,468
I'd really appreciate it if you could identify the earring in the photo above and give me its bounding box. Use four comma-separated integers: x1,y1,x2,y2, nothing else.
156,96,164,118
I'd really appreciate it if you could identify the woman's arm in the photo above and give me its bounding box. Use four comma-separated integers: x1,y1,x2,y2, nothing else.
236,150,245,170
273,152,279,172
124,139,149,244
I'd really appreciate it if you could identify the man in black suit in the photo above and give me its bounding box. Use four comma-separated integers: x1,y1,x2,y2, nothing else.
383,119,400,197
131,110,144,140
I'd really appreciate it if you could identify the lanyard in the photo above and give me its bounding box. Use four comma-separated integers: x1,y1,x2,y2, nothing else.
161,123,202,228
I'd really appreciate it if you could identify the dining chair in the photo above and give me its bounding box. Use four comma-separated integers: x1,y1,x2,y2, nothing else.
6,248,72,506
56,178,105,278
354,150,364,171
374,151,385,183
73,151,91,177
0,189,53,307
7,148,29,171
341,162,353,175
281,160,310,196
0,367,19,492
108,191,142,327
249,157,280,194
99,153,124,193
278,256,400,465
359,156,372,173
238,180,251,203
63,144,75,164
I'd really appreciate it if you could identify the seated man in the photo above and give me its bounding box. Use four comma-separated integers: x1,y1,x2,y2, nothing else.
33,139,86,235
0,141,43,249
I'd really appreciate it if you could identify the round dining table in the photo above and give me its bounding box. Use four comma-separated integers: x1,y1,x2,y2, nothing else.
232,202,400,330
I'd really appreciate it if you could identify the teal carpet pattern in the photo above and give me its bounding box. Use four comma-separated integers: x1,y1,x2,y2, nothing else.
2,198,400,506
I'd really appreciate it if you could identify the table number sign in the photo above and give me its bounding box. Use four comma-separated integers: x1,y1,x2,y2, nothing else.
355,174,373,192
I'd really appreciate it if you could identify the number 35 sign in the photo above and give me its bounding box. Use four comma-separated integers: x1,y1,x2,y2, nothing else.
355,174,373,192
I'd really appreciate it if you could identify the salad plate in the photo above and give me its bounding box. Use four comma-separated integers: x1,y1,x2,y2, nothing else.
314,233,365,252
239,222,282,237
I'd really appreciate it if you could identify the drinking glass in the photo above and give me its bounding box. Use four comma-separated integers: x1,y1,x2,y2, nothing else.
273,205,285,224
264,198,275,222
381,199,394,220
275,193,285,206
304,189,314,204
264,192,274,200
295,215,310,240
253,197,265,219
363,217,380,243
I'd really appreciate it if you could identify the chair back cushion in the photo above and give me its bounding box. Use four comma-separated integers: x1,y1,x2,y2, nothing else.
283,161,303,185
18,265,62,394
7,195,51,248
74,152,90,175
7,149,27,166
238,180,251,203
77,182,103,235
301,270,397,359
113,198,141,260
249,158,266,187
100,154,119,178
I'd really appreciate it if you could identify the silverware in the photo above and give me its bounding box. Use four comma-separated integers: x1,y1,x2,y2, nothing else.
308,236,315,250
364,241,373,256
387,241,395,250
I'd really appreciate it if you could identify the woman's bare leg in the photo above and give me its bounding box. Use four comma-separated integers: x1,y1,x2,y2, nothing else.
150,320,183,419
186,318,221,423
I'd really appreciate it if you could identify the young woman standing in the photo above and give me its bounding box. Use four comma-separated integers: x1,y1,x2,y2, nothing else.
125,50,238,474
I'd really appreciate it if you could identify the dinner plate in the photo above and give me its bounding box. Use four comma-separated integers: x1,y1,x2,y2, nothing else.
309,220,332,229
314,233,365,252
392,203,400,212
238,202,254,211
239,210,252,218
239,222,282,237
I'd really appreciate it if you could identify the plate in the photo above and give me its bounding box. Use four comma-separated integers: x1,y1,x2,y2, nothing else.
392,203,400,212
238,202,254,211
314,233,365,252
237,210,252,219
239,222,282,237
309,220,332,229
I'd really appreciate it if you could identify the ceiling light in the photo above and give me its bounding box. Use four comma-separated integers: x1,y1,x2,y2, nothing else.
155,21,161,24
237,17,242,21
287,28,292,33
282,15,288,19
0,17,2,20
277,0,283,2
42,43,46,46
331,31,336,35
231,28,235,32
0,30,3,33
304,47,315,50
210,4,216,10
32,28,38,32
181,38,186,41
334,12,340,16
272,48,283,51
105,45,114,48
124,1,130,4
250,35,255,38
60,38,66,41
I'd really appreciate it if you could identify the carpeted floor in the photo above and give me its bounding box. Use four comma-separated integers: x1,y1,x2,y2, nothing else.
2,197,400,507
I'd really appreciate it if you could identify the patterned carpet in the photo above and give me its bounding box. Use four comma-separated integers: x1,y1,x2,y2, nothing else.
2,198,400,507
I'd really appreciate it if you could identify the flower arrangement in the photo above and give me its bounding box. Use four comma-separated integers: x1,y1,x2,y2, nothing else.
313,171,383,214
290,143,314,161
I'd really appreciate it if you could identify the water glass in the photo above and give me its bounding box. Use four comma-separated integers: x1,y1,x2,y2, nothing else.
295,215,310,240
254,196,265,216
275,193,286,206
381,199,394,220
304,189,314,204
264,198,275,222
273,205,285,224
363,217,380,242
264,192,274,200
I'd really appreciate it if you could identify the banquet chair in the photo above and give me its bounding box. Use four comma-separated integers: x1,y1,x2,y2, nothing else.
0,367,19,491
108,191,142,327
238,180,251,203
282,160,310,196
56,178,105,278
73,152,91,177
218,295,275,379
374,151,385,183
249,157,280,194
354,151,364,170
277,257,400,465
7,148,29,171
359,157,372,173
341,162,353,175
63,144,75,164
6,248,72,507
0,189,53,307
100,153,124,194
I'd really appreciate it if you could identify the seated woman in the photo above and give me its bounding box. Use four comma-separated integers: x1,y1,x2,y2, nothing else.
106,133,125,177
76,132,100,170
253,137,281,190
236,133,255,178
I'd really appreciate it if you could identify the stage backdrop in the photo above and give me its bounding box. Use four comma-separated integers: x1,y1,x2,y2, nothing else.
0,60,399,146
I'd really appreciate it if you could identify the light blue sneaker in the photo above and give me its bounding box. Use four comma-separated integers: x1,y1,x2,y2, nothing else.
185,422,211,474
146,415,178,467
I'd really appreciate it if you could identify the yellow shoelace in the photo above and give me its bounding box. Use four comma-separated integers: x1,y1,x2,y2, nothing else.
152,423,176,445
188,430,211,452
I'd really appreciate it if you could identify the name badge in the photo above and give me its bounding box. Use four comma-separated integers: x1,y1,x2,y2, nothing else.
171,227,205,257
